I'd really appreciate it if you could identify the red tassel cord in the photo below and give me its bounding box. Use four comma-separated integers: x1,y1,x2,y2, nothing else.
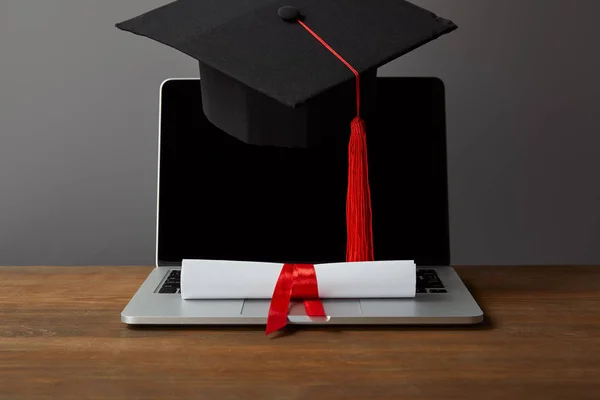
298,20,374,262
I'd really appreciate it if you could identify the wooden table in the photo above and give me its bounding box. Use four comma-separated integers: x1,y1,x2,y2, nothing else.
1,266,599,399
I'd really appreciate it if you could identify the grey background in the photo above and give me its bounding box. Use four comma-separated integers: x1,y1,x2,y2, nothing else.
0,0,598,266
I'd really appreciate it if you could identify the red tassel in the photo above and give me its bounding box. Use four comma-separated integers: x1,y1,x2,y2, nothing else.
346,116,374,262
297,19,375,262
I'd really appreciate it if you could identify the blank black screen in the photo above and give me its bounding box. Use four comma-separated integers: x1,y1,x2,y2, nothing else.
157,78,450,266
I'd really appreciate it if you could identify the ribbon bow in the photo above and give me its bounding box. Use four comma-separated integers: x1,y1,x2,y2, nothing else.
265,263,327,335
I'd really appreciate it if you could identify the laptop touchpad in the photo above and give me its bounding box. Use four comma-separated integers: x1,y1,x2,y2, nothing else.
241,299,362,317
180,299,245,316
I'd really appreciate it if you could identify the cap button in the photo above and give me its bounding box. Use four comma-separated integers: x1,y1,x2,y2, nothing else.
278,6,300,22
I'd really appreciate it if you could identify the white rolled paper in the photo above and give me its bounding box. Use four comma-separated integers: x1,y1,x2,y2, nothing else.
181,259,416,300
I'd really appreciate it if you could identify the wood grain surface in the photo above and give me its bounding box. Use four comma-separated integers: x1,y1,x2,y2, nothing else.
1,266,599,399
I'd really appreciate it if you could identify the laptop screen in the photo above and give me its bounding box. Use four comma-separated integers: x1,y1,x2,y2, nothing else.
157,78,450,266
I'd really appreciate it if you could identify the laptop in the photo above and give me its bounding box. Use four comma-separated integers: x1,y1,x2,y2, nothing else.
121,77,483,326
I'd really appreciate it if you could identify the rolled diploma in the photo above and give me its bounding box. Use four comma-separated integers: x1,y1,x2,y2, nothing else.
181,259,416,300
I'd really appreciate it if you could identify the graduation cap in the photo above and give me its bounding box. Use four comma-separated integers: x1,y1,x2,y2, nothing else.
116,0,457,262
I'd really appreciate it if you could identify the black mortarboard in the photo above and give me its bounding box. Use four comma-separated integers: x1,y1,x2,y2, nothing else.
116,0,456,148
116,0,456,262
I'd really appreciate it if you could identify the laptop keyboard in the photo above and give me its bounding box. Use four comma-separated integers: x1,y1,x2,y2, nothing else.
416,269,446,293
158,268,446,294
158,270,181,293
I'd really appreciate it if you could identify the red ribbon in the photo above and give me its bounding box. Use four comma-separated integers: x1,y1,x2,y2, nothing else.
265,264,327,335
